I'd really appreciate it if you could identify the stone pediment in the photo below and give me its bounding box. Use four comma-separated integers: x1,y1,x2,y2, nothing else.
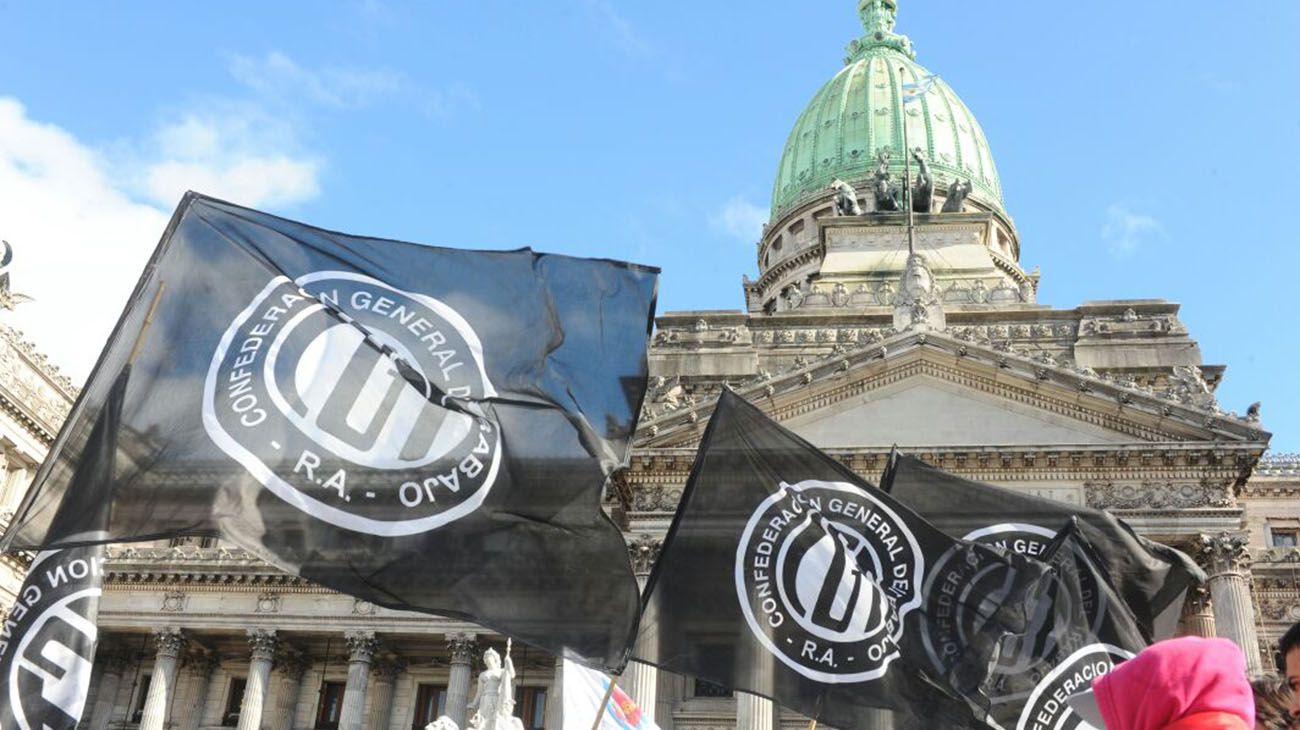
636,330,1268,449
783,376,1128,447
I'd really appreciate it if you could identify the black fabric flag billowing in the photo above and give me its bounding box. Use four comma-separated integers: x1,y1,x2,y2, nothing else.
0,362,123,730
0,192,660,669
0,546,105,730
974,521,1148,730
637,391,1051,729
881,454,1203,642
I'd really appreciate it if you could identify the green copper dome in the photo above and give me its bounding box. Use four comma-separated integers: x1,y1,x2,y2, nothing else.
770,0,1005,220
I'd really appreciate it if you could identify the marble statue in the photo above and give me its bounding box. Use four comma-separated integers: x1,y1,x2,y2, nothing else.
0,240,31,311
941,178,972,213
871,150,901,212
427,717,460,730
911,148,933,213
467,642,524,730
830,178,863,216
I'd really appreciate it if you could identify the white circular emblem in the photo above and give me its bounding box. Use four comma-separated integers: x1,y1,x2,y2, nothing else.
9,551,101,730
922,524,1110,707
1015,643,1133,730
203,272,501,536
734,480,923,683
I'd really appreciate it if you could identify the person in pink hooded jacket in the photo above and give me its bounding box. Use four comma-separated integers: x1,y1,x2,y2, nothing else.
1067,637,1256,730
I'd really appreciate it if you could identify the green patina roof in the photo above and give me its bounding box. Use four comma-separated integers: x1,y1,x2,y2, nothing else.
770,0,1005,221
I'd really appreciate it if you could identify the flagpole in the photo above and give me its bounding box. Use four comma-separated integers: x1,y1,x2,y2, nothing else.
899,66,915,258
127,282,167,364
589,672,619,730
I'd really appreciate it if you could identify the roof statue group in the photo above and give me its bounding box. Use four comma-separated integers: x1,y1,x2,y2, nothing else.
830,149,972,218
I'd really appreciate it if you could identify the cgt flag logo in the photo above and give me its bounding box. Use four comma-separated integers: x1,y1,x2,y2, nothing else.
735,479,923,683
0,547,104,730
921,523,1109,704
1015,644,1134,730
204,272,502,537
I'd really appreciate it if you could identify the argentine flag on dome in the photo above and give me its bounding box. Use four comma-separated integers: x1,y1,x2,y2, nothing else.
901,74,938,103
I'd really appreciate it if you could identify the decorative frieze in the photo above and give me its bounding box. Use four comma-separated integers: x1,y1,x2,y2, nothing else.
161,591,186,613
255,592,282,613
1085,480,1235,510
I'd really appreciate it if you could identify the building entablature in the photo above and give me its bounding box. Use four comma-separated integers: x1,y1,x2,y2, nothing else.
639,329,1265,449
0,325,76,445
653,300,1224,395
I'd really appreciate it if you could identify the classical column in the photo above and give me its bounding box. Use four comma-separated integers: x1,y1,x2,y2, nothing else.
178,650,222,730
544,657,564,730
445,633,478,729
88,643,133,730
366,657,405,730
624,535,663,723
862,708,895,730
139,628,187,730
1198,532,1262,674
270,650,311,730
735,692,774,730
238,629,279,730
340,631,380,730
1180,585,1216,638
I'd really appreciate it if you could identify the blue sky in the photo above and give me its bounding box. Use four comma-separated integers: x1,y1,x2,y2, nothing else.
1,1,1297,451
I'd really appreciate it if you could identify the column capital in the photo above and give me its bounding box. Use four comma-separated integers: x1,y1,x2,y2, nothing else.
628,534,663,577
153,627,187,659
246,629,279,662
1197,531,1252,576
446,633,478,665
183,648,221,677
344,630,380,664
371,656,407,682
274,647,311,681
1181,584,1212,617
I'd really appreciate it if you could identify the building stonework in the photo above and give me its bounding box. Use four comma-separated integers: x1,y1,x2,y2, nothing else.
0,4,1295,730
0,324,78,608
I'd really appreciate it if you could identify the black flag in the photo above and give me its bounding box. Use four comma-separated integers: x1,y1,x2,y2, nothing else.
0,364,126,730
0,546,105,730
1,193,659,669
976,520,1147,730
637,391,1050,728
881,453,1202,641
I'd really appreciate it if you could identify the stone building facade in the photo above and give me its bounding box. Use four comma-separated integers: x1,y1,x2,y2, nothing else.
5,3,1299,730
0,324,77,605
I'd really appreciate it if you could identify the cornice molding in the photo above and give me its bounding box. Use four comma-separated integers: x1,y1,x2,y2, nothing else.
637,331,1267,450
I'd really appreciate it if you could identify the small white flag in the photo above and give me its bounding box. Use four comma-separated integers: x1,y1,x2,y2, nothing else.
561,660,661,730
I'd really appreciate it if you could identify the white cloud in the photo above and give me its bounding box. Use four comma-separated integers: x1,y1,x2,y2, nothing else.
711,196,768,244
134,105,321,208
0,96,324,384
1101,204,1164,258
584,0,652,56
228,51,474,119
229,52,403,109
